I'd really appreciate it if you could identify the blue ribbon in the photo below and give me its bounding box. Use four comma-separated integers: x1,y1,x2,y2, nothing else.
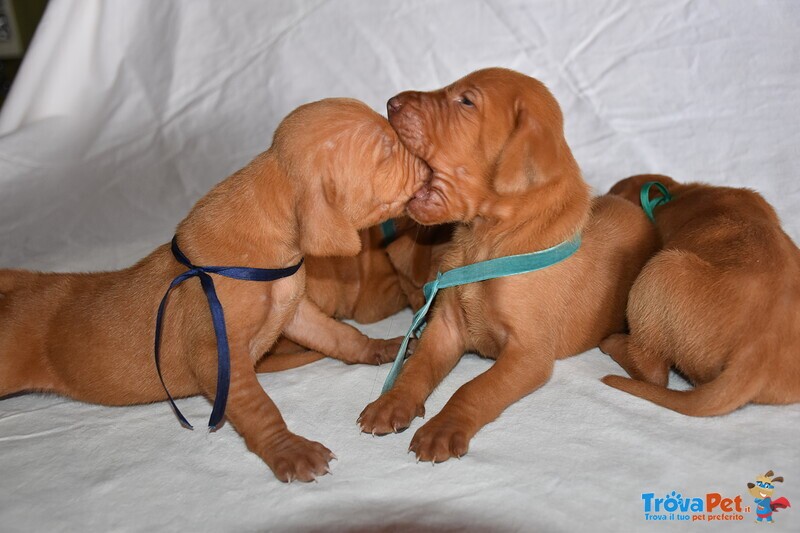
382,234,582,393
155,236,303,430
640,181,672,222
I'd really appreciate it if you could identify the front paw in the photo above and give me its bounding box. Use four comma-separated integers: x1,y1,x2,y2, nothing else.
410,413,472,463
356,336,416,365
260,431,335,483
358,391,425,435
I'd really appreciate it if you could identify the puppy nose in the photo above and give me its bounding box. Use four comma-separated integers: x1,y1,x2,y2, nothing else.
387,96,404,115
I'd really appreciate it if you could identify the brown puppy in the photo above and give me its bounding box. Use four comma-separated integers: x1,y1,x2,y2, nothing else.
385,219,455,311
304,217,454,321
254,217,453,373
305,223,408,324
0,98,429,482
357,68,658,462
601,174,800,415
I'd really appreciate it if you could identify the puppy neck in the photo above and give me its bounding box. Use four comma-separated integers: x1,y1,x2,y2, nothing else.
468,169,590,260
176,152,303,268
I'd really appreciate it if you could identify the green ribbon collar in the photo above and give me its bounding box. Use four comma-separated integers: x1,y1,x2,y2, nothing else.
382,234,582,393
640,181,672,222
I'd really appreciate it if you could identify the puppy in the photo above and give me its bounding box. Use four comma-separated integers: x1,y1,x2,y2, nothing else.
601,174,800,415
254,217,453,373
303,217,454,321
0,98,429,482
385,219,455,311
304,223,408,324
357,68,658,462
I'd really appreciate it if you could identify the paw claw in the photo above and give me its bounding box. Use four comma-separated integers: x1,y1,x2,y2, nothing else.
409,415,471,464
262,432,333,483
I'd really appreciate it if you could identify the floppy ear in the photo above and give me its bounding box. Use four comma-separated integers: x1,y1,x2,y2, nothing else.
492,104,560,196
747,483,755,489
772,476,784,483
296,176,362,257
765,470,775,478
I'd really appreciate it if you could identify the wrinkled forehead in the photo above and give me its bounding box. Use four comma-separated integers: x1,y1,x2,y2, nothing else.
449,70,537,97
277,102,392,155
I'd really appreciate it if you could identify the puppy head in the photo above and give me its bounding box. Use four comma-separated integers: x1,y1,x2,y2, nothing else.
387,67,580,225
608,174,680,205
272,98,431,256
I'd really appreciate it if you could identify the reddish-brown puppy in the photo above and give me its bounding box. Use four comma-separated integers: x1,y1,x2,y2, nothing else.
305,223,408,324
358,68,658,462
601,174,800,415
254,217,453,373
385,219,454,311
0,98,429,482
303,217,453,322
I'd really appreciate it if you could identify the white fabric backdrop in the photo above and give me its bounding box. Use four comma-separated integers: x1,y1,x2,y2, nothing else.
0,1,798,531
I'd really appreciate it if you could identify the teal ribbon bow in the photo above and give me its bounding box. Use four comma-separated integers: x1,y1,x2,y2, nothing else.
640,181,672,222
382,234,582,393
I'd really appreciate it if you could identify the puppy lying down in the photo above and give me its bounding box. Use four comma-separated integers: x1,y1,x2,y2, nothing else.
0,98,430,482
256,217,453,373
601,174,800,415
359,68,659,462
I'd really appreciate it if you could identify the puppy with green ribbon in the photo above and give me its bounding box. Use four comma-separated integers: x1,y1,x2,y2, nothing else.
601,174,800,416
358,67,660,463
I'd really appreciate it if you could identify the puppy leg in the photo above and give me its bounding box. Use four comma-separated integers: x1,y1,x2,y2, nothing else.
410,343,553,463
193,346,334,482
254,337,325,373
283,297,402,364
599,333,669,386
254,351,326,373
358,298,466,435
602,341,764,416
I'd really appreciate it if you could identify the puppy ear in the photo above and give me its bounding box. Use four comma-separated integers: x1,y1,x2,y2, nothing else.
765,470,774,478
296,177,362,257
492,104,559,196
747,483,755,489
772,476,784,483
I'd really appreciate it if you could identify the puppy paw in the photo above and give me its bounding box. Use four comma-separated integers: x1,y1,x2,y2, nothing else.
599,333,628,357
358,392,425,435
260,431,335,483
601,374,633,390
369,336,406,364
410,414,471,463
344,336,408,365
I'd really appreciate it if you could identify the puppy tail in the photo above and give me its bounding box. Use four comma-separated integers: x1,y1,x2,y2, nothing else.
0,269,57,398
602,341,765,417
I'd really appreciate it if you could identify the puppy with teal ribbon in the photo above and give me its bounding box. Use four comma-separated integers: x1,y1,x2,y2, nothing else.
358,68,660,463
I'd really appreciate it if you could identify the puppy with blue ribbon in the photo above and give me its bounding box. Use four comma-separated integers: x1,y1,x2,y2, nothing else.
0,98,431,482
359,68,660,463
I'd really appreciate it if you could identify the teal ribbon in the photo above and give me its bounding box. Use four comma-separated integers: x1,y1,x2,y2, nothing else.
640,181,672,222
380,219,398,246
382,234,582,393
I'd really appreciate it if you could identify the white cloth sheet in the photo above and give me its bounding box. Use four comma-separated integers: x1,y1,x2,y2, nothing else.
1,1,798,531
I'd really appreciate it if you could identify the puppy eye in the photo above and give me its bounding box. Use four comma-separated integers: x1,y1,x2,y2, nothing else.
459,95,474,107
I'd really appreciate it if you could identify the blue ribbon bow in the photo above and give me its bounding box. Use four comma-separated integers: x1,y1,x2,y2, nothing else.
382,234,582,393
155,236,303,429
640,181,673,222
